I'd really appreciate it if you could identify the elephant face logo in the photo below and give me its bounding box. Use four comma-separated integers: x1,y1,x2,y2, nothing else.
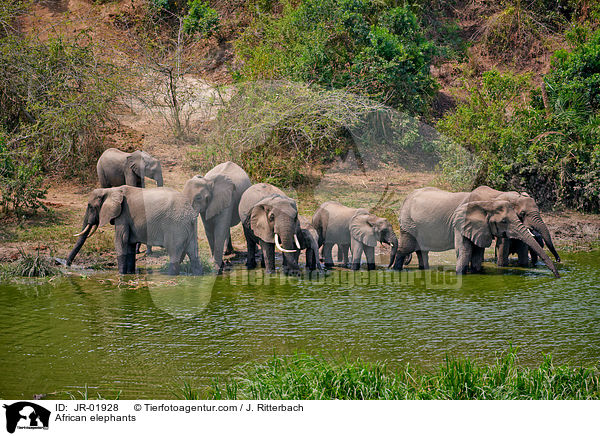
3,402,50,434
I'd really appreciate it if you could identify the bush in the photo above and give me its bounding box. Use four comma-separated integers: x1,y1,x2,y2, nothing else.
188,81,418,188
183,0,220,36
0,134,47,215
437,28,600,211
234,1,437,115
0,30,119,190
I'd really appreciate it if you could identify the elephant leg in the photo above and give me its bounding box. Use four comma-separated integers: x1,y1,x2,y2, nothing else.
339,243,350,267
224,229,234,255
470,245,485,273
126,243,136,274
515,240,530,267
392,230,417,271
496,236,510,267
363,245,375,271
115,227,129,274
323,243,334,269
529,248,538,266
416,250,429,270
204,221,216,258
456,236,473,275
211,217,230,271
185,229,202,276
350,239,364,270
261,242,276,273
243,226,257,269
337,244,344,263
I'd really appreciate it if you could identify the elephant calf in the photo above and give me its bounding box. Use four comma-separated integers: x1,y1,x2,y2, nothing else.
286,216,322,271
312,201,398,270
238,183,302,274
97,148,164,189
66,186,201,276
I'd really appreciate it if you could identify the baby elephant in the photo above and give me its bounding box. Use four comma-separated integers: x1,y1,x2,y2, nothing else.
312,201,398,270
97,148,163,188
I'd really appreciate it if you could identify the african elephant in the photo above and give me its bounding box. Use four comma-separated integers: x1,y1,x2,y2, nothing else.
183,162,251,271
286,216,322,271
392,187,559,277
238,183,301,274
312,201,398,270
66,186,201,276
97,148,164,189
469,186,560,267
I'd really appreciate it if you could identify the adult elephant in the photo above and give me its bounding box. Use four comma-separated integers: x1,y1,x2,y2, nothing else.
97,148,164,188
392,187,559,277
238,183,301,274
470,186,560,267
312,201,398,270
66,186,201,276
183,162,251,271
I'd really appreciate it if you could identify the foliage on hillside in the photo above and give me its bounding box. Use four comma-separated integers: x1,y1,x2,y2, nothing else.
234,0,437,115
438,27,600,212
0,1,120,215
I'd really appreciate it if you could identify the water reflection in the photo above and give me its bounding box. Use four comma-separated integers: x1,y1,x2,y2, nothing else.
0,251,598,399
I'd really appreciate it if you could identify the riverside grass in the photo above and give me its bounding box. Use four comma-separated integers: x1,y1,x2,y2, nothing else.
202,348,599,400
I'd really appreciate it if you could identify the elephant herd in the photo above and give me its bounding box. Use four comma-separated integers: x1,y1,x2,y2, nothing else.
66,148,561,278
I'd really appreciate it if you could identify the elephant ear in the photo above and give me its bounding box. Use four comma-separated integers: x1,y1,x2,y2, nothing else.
250,205,274,243
350,211,378,247
99,189,124,227
453,201,493,248
125,152,144,187
205,174,234,221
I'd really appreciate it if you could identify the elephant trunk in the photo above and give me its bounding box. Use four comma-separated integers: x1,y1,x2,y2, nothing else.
387,233,399,268
155,172,164,187
509,221,559,278
310,234,322,270
524,213,560,262
66,226,92,266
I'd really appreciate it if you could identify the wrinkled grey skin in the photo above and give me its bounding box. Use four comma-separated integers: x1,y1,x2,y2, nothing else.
238,183,301,274
392,187,559,277
66,186,201,276
470,186,560,267
312,201,398,271
183,162,251,272
287,216,322,271
97,148,164,189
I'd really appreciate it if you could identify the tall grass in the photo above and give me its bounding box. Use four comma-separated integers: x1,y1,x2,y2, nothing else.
206,348,599,400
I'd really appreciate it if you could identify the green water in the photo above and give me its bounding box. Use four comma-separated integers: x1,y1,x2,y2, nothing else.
1,251,599,399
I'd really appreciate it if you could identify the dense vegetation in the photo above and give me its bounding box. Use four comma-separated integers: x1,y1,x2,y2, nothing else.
438,27,600,211
0,1,119,215
199,348,600,400
235,0,437,115
2,0,600,213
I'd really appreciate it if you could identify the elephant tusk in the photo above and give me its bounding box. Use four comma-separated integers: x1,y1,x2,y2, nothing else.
87,224,98,238
74,224,91,237
294,234,302,250
527,229,535,238
275,234,296,253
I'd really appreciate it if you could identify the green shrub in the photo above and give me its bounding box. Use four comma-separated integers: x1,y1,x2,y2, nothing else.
437,27,600,211
0,133,47,215
0,32,119,185
234,1,437,115
183,0,220,37
188,81,413,188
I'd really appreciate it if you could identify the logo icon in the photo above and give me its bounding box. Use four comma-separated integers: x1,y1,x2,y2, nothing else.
3,402,50,434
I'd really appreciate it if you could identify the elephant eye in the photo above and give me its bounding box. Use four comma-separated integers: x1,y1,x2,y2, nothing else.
268,213,275,222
